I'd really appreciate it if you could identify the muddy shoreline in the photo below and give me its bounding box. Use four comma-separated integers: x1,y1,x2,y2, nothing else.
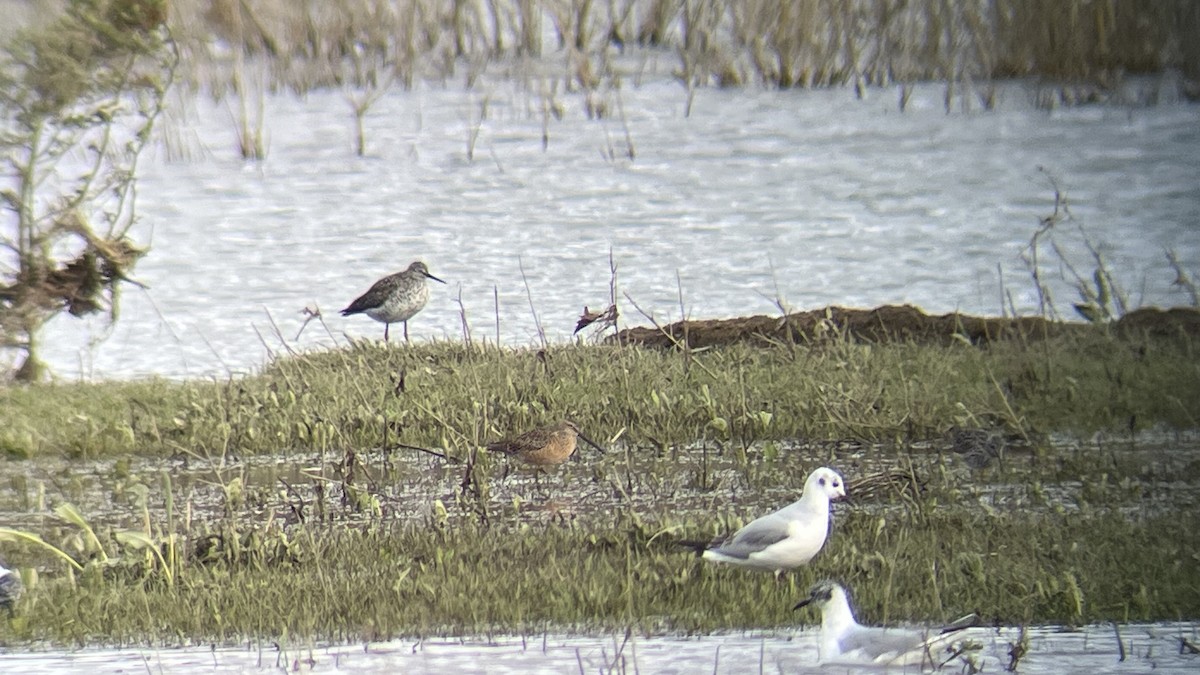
610,304,1200,348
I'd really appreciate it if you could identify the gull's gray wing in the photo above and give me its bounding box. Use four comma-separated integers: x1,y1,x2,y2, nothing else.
838,625,928,660
941,613,981,632
710,513,791,558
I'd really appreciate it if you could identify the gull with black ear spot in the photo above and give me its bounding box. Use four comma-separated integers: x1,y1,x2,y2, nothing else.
678,466,847,578
794,580,982,667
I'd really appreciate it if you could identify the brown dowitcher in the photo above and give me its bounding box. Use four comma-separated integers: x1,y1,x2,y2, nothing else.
486,420,606,467
341,261,445,342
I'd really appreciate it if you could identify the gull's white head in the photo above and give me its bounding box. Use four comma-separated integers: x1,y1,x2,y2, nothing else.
794,580,859,637
804,467,847,502
794,580,848,612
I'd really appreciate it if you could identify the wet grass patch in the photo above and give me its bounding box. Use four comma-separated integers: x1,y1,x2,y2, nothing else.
3,488,1197,645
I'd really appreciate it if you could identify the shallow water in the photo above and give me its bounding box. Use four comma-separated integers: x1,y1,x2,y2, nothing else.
3,623,1197,674
13,60,1199,380
2,432,1197,533
1,433,1197,670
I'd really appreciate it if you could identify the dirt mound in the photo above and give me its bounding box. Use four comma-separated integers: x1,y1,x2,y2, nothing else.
609,305,1200,348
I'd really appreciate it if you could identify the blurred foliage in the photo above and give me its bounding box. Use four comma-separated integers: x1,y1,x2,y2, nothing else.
0,0,174,380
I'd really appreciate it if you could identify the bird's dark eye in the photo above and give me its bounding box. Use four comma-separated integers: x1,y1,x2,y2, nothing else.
833,480,840,488
818,477,826,486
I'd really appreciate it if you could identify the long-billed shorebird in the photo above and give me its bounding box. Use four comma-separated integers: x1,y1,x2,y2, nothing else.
794,580,981,667
0,561,22,618
679,466,846,576
341,261,445,342
487,420,606,467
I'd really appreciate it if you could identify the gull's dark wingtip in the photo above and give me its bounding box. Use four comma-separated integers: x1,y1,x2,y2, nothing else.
675,540,711,557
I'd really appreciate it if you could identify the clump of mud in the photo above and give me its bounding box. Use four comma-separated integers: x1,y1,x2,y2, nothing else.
610,304,1200,348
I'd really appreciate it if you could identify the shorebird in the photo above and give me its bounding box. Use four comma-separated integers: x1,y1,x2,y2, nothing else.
679,466,846,576
794,580,981,667
341,261,445,342
0,561,22,618
948,426,1007,469
486,420,606,467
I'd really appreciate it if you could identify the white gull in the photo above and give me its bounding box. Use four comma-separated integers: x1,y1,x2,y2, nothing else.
681,466,846,575
794,580,981,668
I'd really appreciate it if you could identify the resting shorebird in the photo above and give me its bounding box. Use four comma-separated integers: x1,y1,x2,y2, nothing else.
341,261,445,342
794,580,981,667
0,561,22,618
679,466,846,576
487,420,606,467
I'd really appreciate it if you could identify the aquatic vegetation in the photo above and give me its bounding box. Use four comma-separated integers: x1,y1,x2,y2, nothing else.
1,332,1198,645
164,1,1197,102
91,1,1200,164
0,461,1196,644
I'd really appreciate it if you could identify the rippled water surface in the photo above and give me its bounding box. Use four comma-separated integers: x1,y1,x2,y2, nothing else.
14,65,1199,379
5,624,1198,674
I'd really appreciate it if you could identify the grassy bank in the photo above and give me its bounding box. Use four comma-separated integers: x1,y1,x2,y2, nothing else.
2,329,1197,460
2,330,1199,644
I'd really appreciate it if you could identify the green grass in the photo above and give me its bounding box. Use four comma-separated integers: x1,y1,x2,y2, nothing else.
1,332,1199,645
4,492,1197,645
2,331,1197,461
